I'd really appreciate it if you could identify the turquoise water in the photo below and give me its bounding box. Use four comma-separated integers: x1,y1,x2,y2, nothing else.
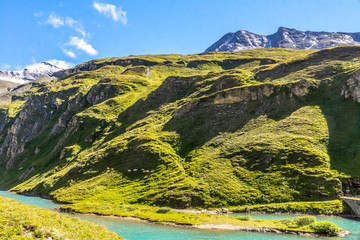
0,191,359,240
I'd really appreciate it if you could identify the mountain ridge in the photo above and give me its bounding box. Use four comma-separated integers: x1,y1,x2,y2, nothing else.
0,62,62,84
206,27,360,52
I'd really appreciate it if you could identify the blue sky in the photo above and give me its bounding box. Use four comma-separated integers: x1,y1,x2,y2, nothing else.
2,0,360,70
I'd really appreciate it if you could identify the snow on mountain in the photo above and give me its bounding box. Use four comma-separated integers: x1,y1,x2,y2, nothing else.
0,62,62,84
205,27,360,52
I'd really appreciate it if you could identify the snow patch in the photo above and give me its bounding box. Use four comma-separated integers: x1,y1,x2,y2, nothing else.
0,62,64,84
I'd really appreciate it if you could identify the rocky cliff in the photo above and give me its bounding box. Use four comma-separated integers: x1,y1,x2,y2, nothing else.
206,27,360,52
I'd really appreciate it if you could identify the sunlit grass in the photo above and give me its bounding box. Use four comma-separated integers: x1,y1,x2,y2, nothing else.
0,196,123,239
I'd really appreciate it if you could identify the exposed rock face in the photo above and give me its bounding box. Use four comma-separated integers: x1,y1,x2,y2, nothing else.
173,79,312,122
0,94,64,169
206,27,360,52
0,86,83,169
18,167,35,181
342,69,360,102
340,197,360,217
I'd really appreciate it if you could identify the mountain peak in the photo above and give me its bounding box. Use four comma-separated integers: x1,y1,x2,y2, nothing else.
206,27,360,52
277,26,295,32
0,62,62,84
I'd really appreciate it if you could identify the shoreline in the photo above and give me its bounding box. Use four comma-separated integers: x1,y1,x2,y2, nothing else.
68,211,351,237
7,189,357,218
230,211,358,219
1,190,354,237
173,208,358,219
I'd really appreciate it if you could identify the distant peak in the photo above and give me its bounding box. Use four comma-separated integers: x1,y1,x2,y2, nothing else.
235,29,259,35
277,27,298,33
238,30,249,34
205,27,360,52
0,61,62,84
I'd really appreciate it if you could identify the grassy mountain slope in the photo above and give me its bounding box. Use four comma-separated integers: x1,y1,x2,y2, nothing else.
0,47,359,208
0,196,123,239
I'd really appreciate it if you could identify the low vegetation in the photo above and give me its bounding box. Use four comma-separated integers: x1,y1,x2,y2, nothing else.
229,200,351,215
279,217,340,236
0,196,123,239
310,221,341,236
60,203,343,236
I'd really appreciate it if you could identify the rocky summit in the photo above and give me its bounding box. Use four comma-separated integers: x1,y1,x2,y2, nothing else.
206,27,360,52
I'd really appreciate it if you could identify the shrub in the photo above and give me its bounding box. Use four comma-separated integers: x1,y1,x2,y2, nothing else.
236,216,251,221
293,215,316,226
157,208,171,214
280,218,294,225
280,218,298,228
126,206,137,211
98,205,110,210
310,221,340,236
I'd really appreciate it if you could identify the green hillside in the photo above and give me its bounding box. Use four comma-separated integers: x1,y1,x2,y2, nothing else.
0,46,359,208
0,196,123,239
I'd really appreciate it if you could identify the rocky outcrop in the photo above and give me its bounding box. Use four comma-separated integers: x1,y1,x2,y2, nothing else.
18,167,35,181
174,79,312,118
340,197,360,217
50,92,85,135
342,69,360,102
0,88,80,169
86,79,122,106
206,27,360,52
187,58,277,69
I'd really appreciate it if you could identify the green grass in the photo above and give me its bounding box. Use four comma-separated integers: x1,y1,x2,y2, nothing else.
1,46,360,213
0,99,26,118
228,200,350,215
0,196,123,239
60,202,343,236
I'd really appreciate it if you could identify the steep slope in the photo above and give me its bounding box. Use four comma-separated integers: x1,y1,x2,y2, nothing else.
0,47,359,208
206,27,360,52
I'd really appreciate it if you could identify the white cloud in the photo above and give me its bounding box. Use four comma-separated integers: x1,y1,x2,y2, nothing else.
45,14,87,37
93,2,127,24
65,17,86,37
33,12,43,17
0,63,11,70
46,13,64,28
69,37,98,56
46,59,74,69
62,48,77,58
